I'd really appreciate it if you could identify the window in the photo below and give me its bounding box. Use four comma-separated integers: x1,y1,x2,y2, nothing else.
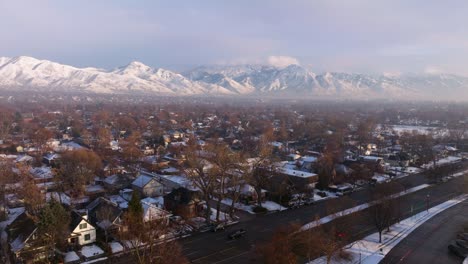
84,234,91,241
79,223,87,229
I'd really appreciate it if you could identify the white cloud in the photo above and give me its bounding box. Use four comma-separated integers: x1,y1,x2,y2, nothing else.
267,56,300,68
424,66,445,75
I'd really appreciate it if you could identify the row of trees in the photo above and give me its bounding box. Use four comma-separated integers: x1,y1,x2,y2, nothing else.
254,181,405,263
182,137,277,223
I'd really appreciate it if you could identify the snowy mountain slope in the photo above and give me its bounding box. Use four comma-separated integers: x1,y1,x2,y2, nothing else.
0,56,209,94
0,56,467,99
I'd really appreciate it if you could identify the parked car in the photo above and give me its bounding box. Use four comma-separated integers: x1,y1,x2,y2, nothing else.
448,241,468,258
228,229,246,239
304,198,315,205
455,239,468,249
211,223,226,232
317,191,328,198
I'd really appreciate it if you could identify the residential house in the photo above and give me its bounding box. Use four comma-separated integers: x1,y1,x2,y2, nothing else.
103,173,132,192
42,152,60,166
68,211,96,247
275,167,319,190
7,212,49,263
164,188,204,219
87,197,123,239
132,174,164,197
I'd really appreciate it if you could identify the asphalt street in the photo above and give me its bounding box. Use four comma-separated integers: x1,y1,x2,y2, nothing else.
105,161,468,264
180,162,468,264
381,199,468,264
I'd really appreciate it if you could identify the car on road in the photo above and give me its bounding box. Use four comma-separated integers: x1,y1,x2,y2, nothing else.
304,198,315,205
448,241,468,258
211,223,226,232
456,239,468,249
228,229,246,239
317,191,328,198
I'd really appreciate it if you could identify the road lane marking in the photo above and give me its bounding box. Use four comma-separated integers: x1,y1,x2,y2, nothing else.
212,251,249,264
190,247,236,263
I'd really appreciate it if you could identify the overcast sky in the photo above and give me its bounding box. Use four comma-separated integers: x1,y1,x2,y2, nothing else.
1,0,468,74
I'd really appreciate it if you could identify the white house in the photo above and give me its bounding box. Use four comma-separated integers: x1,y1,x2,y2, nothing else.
68,211,96,246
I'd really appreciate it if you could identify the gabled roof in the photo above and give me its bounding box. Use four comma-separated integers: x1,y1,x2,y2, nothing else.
87,197,122,228
69,211,92,232
132,174,157,188
7,212,37,253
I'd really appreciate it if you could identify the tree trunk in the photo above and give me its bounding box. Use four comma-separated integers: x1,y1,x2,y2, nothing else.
205,194,211,224
379,231,382,243
255,187,263,208
215,198,221,222
229,196,237,218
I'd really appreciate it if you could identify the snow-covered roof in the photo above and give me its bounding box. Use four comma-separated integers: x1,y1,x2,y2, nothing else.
278,168,318,179
15,155,33,163
301,156,318,163
46,192,71,205
141,202,171,222
103,174,119,185
132,175,154,188
30,166,54,180
141,197,164,208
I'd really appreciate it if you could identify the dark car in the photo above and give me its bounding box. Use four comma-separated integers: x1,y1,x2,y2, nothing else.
211,223,226,232
317,191,328,198
456,239,468,249
448,241,468,258
228,229,246,239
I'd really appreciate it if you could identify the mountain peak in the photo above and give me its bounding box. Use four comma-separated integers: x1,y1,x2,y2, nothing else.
126,61,149,68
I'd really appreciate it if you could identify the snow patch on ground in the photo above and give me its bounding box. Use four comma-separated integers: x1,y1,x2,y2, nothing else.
64,251,80,263
422,156,461,169
220,199,287,214
108,241,124,253
301,184,430,231
80,244,105,258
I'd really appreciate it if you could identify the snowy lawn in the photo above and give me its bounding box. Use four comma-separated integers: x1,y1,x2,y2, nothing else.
308,194,468,264
80,244,105,259
210,208,231,222
220,199,286,214
108,241,124,253
64,251,80,263
422,156,461,169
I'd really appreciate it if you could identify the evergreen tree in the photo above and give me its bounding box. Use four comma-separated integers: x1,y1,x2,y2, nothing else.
38,199,71,251
127,191,143,224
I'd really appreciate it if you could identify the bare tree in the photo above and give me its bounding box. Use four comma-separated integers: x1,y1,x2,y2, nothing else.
182,144,216,224
120,193,188,264
245,135,277,208
369,183,402,243
205,142,242,222
56,149,102,197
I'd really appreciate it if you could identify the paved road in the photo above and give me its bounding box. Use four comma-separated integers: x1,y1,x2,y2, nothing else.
180,162,468,264
106,161,468,264
381,199,468,264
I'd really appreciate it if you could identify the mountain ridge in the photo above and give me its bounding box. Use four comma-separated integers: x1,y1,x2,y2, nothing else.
0,56,466,100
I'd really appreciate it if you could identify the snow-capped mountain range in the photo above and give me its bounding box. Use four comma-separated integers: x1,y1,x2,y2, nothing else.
0,56,467,100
